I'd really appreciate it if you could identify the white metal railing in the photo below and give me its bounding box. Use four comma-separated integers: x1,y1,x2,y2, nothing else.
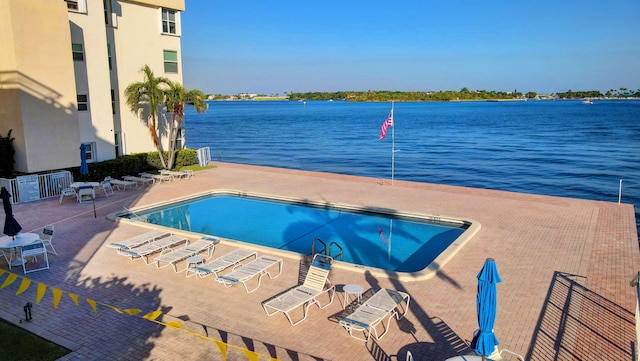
0,171,73,203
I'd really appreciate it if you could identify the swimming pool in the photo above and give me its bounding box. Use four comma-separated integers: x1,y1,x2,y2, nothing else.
118,192,478,280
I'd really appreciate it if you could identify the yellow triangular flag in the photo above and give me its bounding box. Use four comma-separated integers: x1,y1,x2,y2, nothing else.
86,298,97,313
51,288,63,308
35,283,47,304
242,349,259,361
16,278,31,295
1,273,18,288
213,340,228,361
142,310,163,321
165,320,183,329
68,293,79,306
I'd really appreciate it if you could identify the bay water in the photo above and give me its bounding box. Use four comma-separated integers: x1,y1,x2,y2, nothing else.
185,100,640,235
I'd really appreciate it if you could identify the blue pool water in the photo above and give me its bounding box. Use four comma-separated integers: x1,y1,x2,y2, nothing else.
185,100,640,235
128,194,468,272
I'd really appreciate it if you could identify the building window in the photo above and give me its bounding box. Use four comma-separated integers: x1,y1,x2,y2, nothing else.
162,9,177,34
163,50,178,73
82,142,96,162
72,43,84,61
66,0,87,14
107,44,112,70
77,95,88,111
111,89,116,114
114,133,120,157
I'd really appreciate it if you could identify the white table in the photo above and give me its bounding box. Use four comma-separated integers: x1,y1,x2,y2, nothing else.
0,233,40,268
70,182,99,189
343,284,364,309
185,255,205,277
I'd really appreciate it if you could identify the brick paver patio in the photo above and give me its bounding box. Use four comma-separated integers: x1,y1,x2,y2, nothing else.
0,162,637,360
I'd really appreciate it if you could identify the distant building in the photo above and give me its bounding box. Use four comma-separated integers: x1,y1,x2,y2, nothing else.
0,0,185,173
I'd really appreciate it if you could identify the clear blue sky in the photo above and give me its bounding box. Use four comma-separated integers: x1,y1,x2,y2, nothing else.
181,1,640,95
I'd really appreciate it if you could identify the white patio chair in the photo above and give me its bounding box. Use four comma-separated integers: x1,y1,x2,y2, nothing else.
20,240,49,274
100,178,114,196
58,184,77,204
262,254,335,325
39,224,57,255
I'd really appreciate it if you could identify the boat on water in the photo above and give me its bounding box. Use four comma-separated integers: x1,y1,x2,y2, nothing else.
582,99,594,104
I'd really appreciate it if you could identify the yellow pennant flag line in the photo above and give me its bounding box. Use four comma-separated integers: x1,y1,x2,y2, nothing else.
0,270,281,361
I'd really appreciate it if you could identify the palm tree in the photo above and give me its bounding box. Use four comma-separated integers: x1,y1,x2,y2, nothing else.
164,82,208,169
124,65,171,169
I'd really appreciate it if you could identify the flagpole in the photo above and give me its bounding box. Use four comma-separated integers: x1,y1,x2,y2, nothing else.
391,101,395,186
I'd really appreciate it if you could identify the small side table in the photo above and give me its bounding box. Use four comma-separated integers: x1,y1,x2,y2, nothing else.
343,284,364,309
185,255,205,277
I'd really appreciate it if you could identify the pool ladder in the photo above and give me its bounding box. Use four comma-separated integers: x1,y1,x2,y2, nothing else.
310,238,343,261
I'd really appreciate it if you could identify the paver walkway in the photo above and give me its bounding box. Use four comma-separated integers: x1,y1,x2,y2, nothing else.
0,162,637,360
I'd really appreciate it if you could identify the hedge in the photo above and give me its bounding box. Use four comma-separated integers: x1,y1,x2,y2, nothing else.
71,149,197,181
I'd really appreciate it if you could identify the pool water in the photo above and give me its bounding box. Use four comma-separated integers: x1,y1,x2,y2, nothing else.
127,193,468,272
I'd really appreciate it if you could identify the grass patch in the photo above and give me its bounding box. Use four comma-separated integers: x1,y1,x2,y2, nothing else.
179,164,216,171
0,318,70,361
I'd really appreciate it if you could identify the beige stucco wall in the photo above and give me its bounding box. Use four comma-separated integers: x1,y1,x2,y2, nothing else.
69,1,117,162
130,0,185,11
0,0,80,173
0,0,185,173
113,0,183,155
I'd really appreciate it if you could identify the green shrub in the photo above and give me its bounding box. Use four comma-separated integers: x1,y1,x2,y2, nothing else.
68,149,198,181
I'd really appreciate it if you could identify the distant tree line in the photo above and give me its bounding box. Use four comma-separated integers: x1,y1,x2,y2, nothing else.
207,87,640,102
287,88,526,102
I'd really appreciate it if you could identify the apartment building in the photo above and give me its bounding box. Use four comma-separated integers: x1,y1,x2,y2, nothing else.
0,0,186,173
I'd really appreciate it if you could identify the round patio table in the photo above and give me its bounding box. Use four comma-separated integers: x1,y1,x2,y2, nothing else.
0,233,41,267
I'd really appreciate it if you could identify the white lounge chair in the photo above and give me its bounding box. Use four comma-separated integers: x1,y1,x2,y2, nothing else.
262,254,335,325
190,248,258,278
140,172,172,183
38,224,57,255
160,169,191,180
339,288,410,341
108,230,171,251
106,177,137,190
118,234,188,264
215,255,283,293
154,237,218,272
123,175,154,186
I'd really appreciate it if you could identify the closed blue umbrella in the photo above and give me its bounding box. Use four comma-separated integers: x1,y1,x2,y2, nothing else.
470,258,502,358
1,187,22,238
80,144,89,178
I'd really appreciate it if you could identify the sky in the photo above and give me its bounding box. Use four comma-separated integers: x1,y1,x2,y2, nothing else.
180,1,640,95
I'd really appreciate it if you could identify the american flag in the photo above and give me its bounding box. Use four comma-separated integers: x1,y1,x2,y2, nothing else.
379,109,394,140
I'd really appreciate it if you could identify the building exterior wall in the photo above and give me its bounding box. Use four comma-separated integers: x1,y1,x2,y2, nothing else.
0,0,185,174
0,0,80,173
112,0,184,155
